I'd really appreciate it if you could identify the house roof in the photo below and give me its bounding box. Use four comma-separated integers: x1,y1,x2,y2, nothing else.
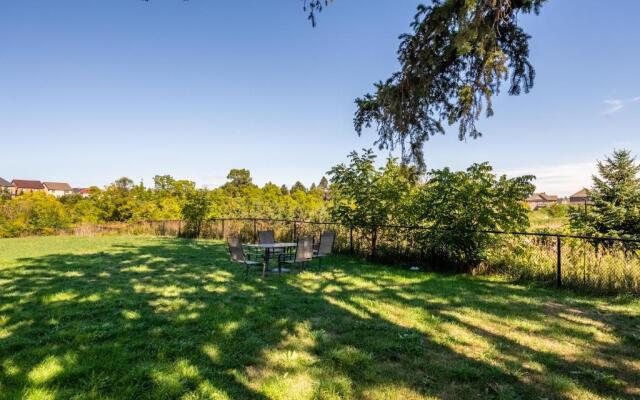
570,188,590,198
538,192,558,202
0,177,11,187
527,192,558,202
43,182,72,191
526,193,543,202
12,180,45,189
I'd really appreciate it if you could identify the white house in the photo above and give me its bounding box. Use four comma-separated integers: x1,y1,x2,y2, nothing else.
43,182,73,197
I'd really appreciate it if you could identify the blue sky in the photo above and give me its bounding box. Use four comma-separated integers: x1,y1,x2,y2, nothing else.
1,0,639,196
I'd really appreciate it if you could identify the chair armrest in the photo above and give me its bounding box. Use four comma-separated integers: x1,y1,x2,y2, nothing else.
277,252,294,262
245,249,264,261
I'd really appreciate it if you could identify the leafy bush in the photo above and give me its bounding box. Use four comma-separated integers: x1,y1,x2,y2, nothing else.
413,163,534,270
180,189,212,237
0,192,71,237
329,151,534,271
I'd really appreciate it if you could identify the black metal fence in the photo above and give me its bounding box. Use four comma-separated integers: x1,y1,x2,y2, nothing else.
66,218,640,295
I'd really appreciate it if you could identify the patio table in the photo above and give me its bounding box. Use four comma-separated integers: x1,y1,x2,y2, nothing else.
244,242,297,276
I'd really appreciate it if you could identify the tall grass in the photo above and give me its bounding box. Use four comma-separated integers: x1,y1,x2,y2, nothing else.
485,235,640,295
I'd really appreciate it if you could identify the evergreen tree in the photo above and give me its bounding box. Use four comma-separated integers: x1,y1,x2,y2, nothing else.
280,184,289,195
309,1,546,170
318,176,329,190
570,149,640,239
291,181,307,193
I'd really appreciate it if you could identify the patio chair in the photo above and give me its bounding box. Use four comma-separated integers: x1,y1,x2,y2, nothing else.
314,231,336,268
228,236,264,277
258,229,287,260
278,236,314,272
257,230,275,244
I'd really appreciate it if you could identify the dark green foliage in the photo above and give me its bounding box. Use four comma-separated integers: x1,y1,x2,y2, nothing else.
570,149,640,244
329,150,533,270
303,0,332,26
224,168,253,190
328,149,417,230
291,181,307,193
348,1,546,170
414,163,534,269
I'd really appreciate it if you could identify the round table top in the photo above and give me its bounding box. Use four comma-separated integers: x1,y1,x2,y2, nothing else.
244,242,297,249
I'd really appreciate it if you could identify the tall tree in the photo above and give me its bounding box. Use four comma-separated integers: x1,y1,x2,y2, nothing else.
308,0,546,170
223,169,255,196
571,150,640,240
226,169,252,187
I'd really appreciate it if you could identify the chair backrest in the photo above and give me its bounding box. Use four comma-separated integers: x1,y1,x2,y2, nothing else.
227,237,246,263
258,230,275,245
295,236,314,262
318,231,336,256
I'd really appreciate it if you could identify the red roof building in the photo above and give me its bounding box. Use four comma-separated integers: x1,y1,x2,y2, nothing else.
11,180,45,196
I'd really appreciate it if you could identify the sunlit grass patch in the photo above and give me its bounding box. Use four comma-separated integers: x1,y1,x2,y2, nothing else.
42,290,78,304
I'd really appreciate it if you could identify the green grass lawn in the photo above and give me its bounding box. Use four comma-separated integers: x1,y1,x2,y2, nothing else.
1,236,639,399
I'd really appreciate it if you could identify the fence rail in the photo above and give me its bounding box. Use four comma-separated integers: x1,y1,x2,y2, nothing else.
62,218,640,295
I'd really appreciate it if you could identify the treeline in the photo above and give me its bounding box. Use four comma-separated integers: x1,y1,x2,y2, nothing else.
0,169,329,238
3,148,637,271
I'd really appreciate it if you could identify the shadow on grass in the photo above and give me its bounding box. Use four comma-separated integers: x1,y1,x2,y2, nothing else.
0,238,638,399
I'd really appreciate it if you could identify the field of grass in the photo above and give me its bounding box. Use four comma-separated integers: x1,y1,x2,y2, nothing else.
1,236,639,399
528,207,570,231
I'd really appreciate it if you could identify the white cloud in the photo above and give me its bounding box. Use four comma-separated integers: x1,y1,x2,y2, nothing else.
500,162,596,197
603,99,624,114
603,96,640,114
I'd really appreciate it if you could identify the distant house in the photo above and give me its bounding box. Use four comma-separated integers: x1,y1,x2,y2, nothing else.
11,180,45,196
0,177,11,194
569,188,592,205
43,182,73,197
73,187,92,198
526,192,559,210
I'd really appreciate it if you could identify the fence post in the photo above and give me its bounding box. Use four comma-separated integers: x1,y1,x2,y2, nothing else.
349,226,354,255
178,220,182,237
556,235,562,288
371,226,378,260
221,219,225,240
293,221,297,241
253,218,257,242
